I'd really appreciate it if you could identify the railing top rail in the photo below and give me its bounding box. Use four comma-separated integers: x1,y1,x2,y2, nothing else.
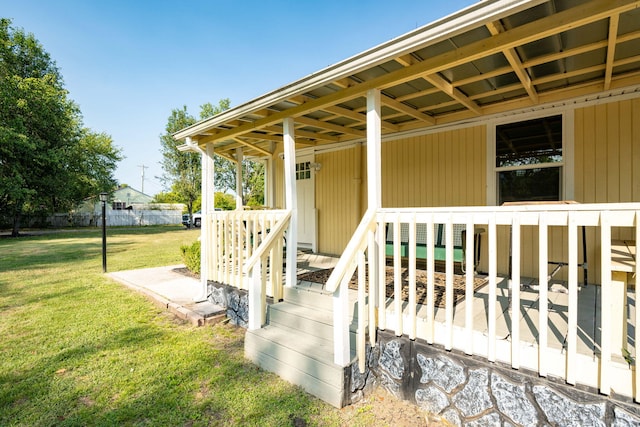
243,210,292,272
211,209,289,218
378,202,640,215
325,209,377,293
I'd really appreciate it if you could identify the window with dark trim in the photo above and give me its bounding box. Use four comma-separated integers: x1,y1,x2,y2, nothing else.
496,115,563,205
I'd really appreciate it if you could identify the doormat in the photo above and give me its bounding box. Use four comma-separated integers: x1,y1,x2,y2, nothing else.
297,267,488,308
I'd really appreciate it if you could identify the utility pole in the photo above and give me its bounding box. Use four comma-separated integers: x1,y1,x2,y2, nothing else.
138,164,148,193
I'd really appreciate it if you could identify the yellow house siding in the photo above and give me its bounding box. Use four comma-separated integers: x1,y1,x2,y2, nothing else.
315,145,363,255
272,146,285,209
572,98,640,281
382,126,486,208
575,99,640,205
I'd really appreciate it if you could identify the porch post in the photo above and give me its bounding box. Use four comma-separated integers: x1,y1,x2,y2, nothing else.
195,141,215,302
366,89,382,210
366,88,381,322
283,118,297,287
235,147,244,210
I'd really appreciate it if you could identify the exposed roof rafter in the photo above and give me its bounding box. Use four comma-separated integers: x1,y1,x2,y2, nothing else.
486,20,539,103
231,137,273,156
604,13,620,90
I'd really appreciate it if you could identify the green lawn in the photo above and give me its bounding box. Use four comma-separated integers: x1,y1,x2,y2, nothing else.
0,226,345,426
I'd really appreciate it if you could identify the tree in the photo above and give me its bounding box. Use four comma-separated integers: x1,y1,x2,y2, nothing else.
0,19,121,235
159,106,198,219
160,100,230,221
214,192,235,210
161,98,266,217
200,101,265,206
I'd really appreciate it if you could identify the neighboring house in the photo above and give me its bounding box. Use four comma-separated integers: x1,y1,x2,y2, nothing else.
175,0,640,422
53,187,185,227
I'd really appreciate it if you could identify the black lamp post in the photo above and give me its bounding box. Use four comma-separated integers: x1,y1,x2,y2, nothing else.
99,192,108,272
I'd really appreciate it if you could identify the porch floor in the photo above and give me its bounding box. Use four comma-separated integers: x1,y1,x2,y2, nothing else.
293,251,637,365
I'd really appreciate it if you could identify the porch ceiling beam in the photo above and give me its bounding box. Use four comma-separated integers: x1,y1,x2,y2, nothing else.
382,93,436,124
196,0,639,145
422,73,483,115
332,78,355,89
604,13,620,91
486,20,538,104
322,104,365,123
231,137,273,156
245,108,274,119
534,64,605,86
262,125,340,142
294,116,366,137
396,68,640,134
323,105,400,132
395,86,442,103
242,132,284,142
406,37,613,104
615,54,640,68
215,150,238,164
391,0,639,88
395,54,415,67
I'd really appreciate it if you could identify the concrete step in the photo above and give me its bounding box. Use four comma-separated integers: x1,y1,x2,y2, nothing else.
245,324,349,408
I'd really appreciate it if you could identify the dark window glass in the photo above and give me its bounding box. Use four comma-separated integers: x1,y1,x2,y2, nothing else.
496,115,563,204
496,115,562,167
498,167,561,205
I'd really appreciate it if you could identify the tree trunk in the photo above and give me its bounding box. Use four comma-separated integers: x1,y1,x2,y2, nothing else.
11,210,22,237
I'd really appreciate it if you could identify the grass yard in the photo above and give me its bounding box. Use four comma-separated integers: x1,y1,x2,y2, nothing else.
0,226,352,426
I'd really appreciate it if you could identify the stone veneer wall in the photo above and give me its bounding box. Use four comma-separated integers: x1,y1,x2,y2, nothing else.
350,330,640,426
207,281,251,327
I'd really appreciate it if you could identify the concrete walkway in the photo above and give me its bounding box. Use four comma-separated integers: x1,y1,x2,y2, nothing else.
107,265,225,326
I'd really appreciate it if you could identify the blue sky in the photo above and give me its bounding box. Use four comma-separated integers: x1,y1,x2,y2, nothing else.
3,0,477,196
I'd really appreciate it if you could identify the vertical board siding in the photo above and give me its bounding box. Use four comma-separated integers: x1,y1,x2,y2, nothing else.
381,126,487,208
316,146,362,255
273,148,285,209
574,99,640,280
576,99,639,204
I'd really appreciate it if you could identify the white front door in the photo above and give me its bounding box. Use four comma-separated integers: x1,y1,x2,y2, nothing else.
295,153,316,251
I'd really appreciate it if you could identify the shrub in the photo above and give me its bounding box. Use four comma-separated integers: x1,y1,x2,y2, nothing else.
180,240,200,274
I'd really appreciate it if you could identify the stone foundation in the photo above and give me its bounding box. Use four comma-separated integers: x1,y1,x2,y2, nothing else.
351,330,640,426
206,281,255,327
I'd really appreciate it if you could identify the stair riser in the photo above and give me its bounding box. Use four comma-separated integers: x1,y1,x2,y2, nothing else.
245,330,344,385
269,307,334,341
245,342,346,408
284,287,333,311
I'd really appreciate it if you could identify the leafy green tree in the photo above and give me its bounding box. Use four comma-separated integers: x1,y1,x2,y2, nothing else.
214,192,236,210
0,19,121,235
244,161,265,207
160,100,229,222
161,98,266,219
153,189,182,204
160,106,200,223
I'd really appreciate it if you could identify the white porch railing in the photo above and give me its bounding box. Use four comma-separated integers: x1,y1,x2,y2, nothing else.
208,209,290,300
326,203,640,400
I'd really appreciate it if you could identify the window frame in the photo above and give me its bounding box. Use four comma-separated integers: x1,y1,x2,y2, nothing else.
486,109,574,206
